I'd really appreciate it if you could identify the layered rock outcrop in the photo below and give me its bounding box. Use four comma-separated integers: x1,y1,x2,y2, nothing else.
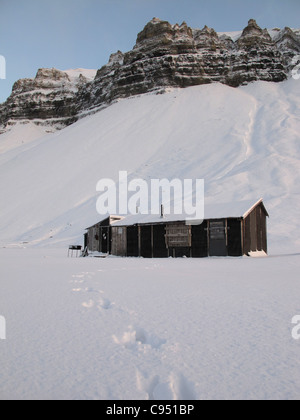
1,19,299,131
0,68,96,129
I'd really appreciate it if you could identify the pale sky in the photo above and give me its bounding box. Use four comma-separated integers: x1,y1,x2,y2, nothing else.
0,0,299,103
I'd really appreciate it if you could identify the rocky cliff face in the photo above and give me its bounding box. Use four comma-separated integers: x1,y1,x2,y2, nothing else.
0,68,96,130
1,19,299,131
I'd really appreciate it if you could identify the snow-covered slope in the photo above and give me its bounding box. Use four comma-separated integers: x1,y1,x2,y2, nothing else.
0,79,299,253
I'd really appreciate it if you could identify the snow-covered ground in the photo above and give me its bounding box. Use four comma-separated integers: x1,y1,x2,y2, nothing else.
0,248,300,400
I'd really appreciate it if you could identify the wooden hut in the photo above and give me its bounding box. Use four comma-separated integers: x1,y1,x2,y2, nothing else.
84,215,123,254
84,199,268,258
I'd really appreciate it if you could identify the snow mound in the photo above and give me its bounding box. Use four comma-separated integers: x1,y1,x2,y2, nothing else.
248,250,268,258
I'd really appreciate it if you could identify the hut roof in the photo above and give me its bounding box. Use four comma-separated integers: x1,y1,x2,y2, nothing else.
86,215,124,230
111,198,268,227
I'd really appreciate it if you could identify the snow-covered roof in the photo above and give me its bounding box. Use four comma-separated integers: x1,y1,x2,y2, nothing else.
111,199,267,227
205,198,267,219
86,215,124,229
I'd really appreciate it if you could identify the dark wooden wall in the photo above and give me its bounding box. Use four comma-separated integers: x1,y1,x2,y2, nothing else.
86,217,111,253
88,203,267,258
243,203,268,254
227,219,242,257
127,226,139,257
141,225,152,258
111,226,127,256
153,224,168,258
191,221,208,257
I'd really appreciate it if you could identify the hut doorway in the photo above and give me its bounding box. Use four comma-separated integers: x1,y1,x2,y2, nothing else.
209,220,227,256
101,226,110,254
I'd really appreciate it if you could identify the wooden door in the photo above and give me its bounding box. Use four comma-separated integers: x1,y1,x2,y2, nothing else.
209,220,227,257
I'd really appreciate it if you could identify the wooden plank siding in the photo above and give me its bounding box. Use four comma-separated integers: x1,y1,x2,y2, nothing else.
191,221,208,258
127,226,139,257
227,219,242,257
141,225,152,258
242,203,268,255
256,206,263,251
250,210,257,251
261,207,268,254
243,216,251,255
153,224,168,258
111,226,127,256
86,201,268,258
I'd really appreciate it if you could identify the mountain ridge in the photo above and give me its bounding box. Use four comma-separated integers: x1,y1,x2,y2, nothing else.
0,18,299,132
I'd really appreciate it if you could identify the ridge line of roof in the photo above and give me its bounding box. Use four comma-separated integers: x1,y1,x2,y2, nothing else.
86,199,267,228
242,198,263,218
